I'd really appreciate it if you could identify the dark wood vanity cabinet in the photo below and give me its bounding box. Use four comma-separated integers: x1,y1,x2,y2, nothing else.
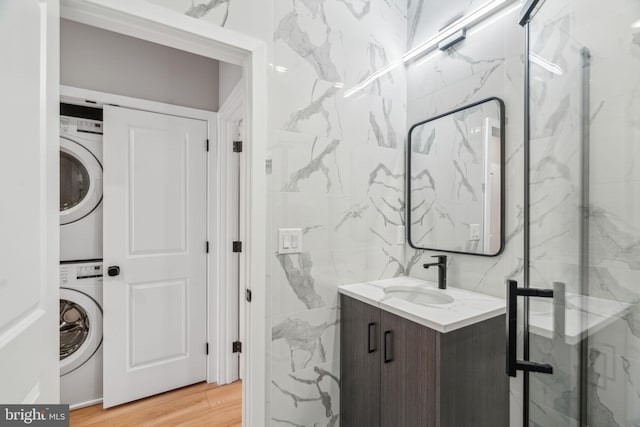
340,294,382,427
340,294,508,427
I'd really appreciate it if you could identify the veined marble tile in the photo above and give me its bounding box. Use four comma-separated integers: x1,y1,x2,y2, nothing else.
270,131,347,195
270,360,340,426
273,0,406,91
270,246,376,317
147,0,272,40
368,243,408,279
589,92,640,185
271,72,405,146
271,306,340,376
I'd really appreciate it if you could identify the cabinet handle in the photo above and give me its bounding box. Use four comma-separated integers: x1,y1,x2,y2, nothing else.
384,331,393,363
367,323,377,353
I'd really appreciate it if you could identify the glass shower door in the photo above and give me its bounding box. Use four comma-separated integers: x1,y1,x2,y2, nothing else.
523,0,640,426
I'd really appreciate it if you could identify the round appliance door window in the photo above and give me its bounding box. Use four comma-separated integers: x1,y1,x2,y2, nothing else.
60,151,90,212
59,137,103,225
60,299,90,360
59,288,103,376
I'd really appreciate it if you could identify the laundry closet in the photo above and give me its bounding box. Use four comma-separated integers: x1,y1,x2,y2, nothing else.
58,18,243,410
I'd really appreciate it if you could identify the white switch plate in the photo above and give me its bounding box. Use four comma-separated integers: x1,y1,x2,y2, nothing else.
396,226,406,245
278,228,303,254
469,224,480,241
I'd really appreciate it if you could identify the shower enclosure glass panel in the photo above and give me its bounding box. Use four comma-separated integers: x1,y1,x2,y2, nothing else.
527,0,640,426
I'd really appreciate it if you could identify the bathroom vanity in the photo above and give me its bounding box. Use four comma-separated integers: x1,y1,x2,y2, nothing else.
339,277,508,427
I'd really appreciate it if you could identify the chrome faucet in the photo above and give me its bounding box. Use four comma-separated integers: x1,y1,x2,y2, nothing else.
423,255,447,289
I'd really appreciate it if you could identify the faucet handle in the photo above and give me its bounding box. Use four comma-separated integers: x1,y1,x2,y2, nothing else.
431,255,447,262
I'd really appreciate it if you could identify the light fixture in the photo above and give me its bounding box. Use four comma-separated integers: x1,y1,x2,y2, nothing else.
402,0,511,63
408,2,520,68
632,19,640,30
438,29,467,51
529,52,563,76
343,61,400,98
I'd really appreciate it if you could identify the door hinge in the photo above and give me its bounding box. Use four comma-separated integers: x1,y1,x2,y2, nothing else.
232,241,242,253
206,241,210,253
246,289,252,302
206,139,210,152
206,342,209,355
233,140,243,153
232,341,242,353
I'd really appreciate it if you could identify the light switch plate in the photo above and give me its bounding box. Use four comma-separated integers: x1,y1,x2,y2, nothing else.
278,228,303,254
469,224,481,241
396,226,406,245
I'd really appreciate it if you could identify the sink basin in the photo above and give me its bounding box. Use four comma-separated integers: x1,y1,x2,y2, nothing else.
384,285,454,306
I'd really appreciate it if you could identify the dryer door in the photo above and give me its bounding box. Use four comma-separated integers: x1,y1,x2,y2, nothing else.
60,288,103,376
60,137,103,225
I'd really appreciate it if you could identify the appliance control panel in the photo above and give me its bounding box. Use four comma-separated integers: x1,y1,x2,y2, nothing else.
76,119,103,134
60,116,103,135
60,262,103,286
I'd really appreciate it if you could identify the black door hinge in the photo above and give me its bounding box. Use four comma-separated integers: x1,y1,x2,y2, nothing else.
232,341,242,353
232,241,242,253
246,289,252,302
206,139,210,152
233,141,243,153
206,342,209,355
206,241,210,253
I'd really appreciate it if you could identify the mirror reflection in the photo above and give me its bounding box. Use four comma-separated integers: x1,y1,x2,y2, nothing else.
408,98,504,256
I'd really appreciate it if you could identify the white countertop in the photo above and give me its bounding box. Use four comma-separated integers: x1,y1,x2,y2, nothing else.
339,276,506,333
529,293,632,345
339,276,632,341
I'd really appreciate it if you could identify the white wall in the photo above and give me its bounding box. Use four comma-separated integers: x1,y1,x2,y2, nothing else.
218,62,242,106
61,18,220,111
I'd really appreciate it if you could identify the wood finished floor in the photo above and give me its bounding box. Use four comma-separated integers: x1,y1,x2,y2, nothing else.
70,381,242,427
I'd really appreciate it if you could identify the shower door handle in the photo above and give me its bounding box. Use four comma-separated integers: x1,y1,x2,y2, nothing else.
506,279,554,377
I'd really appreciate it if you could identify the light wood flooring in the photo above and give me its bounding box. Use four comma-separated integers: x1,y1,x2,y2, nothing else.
70,381,242,427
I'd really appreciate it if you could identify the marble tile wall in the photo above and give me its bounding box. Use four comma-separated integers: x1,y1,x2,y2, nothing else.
146,0,407,424
527,0,640,426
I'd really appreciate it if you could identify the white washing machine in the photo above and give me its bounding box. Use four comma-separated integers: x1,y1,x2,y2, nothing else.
60,261,103,409
60,112,103,261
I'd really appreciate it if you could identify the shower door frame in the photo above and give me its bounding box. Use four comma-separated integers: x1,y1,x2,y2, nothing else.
519,0,590,425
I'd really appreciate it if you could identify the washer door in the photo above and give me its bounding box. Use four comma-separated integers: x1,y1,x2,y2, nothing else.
60,137,103,225
60,288,102,376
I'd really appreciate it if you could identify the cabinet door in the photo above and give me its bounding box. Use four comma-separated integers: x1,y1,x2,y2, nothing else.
341,295,381,427
380,311,436,427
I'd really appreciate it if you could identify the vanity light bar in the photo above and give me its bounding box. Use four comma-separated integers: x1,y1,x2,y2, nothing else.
343,61,400,98
402,0,510,63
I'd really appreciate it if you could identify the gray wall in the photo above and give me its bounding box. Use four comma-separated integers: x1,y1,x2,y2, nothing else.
218,62,242,105
61,19,220,111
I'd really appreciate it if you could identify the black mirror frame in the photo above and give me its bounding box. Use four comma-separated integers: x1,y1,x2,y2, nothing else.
406,96,506,257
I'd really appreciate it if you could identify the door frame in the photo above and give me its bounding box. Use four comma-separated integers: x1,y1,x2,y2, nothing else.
60,1,268,424
216,81,244,385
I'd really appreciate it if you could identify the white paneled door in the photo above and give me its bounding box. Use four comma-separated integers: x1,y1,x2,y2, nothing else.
102,106,208,408
0,0,60,404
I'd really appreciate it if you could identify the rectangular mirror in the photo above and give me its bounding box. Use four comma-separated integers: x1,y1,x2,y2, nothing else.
407,97,505,256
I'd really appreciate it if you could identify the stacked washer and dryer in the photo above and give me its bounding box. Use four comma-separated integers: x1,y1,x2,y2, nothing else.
59,104,104,409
